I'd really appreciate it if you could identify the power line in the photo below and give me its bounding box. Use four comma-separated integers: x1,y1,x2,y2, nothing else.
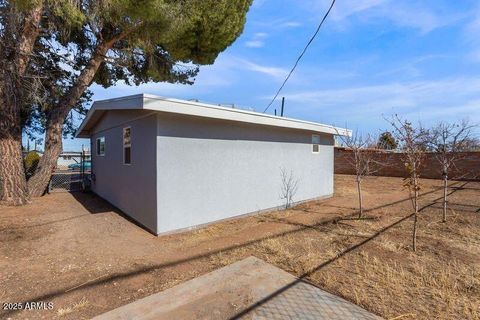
263,0,337,114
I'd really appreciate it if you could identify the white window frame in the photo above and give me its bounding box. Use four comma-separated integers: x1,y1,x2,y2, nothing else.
312,134,320,154
123,127,131,165
96,137,105,156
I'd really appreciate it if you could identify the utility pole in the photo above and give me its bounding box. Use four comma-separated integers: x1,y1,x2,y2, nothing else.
280,97,285,117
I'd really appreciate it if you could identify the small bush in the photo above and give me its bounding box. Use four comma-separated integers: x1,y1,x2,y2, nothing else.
24,151,40,177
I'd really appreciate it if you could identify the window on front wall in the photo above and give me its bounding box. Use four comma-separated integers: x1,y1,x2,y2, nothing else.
123,127,131,165
96,137,105,156
312,134,320,153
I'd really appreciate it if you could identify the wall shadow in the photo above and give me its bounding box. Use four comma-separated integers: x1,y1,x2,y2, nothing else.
70,191,158,235
70,191,118,214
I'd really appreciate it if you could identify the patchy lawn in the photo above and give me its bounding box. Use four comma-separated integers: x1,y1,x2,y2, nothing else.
0,175,479,320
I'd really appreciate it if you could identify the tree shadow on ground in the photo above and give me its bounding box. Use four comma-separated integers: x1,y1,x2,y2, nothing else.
256,182,469,242
0,214,92,232
429,203,480,214
0,192,121,232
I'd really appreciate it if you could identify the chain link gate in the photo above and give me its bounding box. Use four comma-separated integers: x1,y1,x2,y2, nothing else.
48,151,91,192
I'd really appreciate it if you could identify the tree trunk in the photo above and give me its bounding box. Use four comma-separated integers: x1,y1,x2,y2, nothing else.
443,175,448,223
0,137,29,206
357,177,363,218
15,6,43,75
0,94,29,205
0,4,42,205
412,211,418,252
27,40,116,197
27,110,66,197
412,175,419,252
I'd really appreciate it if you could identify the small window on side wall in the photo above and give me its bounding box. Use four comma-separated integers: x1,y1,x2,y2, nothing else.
96,137,105,156
312,134,320,153
123,127,131,165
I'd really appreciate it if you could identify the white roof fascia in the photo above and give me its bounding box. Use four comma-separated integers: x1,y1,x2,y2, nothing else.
76,94,351,138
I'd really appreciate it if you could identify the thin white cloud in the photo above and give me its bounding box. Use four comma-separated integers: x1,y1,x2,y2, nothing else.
311,0,460,34
252,0,268,8
280,21,302,28
254,32,268,37
274,77,480,123
240,59,288,80
470,50,480,63
245,32,268,48
466,10,480,33
245,40,265,48
464,7,480,62
404,99,480,121
328,0,385,20
373,54,449,79
382,2,450,34
96,54,289,102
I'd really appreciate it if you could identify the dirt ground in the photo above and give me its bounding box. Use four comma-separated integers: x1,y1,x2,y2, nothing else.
0,175,479,320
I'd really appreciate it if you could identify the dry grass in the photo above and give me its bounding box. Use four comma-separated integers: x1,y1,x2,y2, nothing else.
56,297,89,317
205,177,480,319
207,221,479,319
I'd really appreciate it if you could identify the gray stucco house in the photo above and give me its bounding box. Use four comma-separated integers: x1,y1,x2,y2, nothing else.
76,94,348,235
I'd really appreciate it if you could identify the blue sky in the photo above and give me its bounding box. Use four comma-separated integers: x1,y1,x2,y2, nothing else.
57,0,480,151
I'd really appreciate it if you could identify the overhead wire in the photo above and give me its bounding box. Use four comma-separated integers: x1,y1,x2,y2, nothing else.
263,0,337,113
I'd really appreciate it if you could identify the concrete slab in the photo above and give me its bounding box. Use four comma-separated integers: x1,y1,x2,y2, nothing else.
93,257,382,320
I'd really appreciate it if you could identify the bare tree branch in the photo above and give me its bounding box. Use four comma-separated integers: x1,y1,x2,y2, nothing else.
279,167,299,209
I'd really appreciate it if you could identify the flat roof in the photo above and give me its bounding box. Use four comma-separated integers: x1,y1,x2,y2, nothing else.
76,93,350,138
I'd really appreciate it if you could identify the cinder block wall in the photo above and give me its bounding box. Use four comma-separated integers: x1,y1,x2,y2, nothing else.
334,147,480,180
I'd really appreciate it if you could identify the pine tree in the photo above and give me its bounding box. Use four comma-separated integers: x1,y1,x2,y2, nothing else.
0,0,253,204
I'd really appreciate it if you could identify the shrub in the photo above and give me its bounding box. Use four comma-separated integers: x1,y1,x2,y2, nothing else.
24,151,41,177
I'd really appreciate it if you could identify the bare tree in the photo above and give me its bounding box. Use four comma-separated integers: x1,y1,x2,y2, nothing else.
426,120,476,222
280,167,299,209
461,136,480,151
387,115,428,252
337,129,381,218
